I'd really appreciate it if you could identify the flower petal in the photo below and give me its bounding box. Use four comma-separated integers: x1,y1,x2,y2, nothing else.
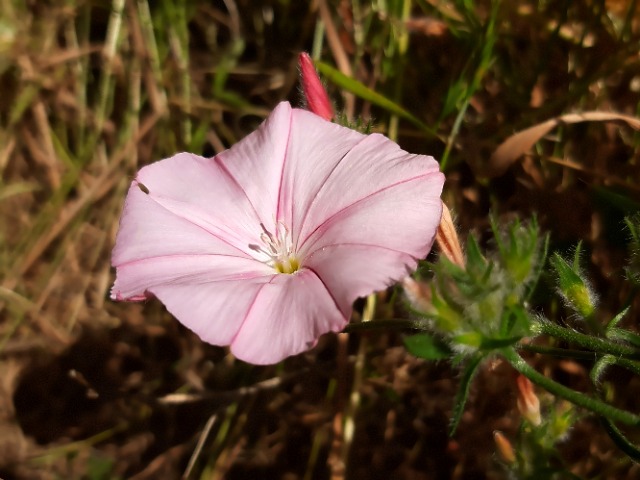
300,171,444,257
131,152,265,253
292,131,443,249
111,177,271,301
230,270,346,364
300,165,443,317
151,277,274,346
113,184,247,266
217,102,292,227
305,244,417,316
111,101,446,365
275,108,364,237
112,254,271,301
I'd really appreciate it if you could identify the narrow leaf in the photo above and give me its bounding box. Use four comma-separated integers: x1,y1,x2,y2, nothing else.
605,306,630,332
314,61,437,136
450,354,484,436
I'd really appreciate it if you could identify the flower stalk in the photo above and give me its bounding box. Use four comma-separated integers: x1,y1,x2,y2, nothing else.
501,347,640,427
534,319,640,358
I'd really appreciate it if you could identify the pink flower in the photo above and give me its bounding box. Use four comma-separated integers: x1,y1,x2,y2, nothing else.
111,102,444,364
298,52,334,121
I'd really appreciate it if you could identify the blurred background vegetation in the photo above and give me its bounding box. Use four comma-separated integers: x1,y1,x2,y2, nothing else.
1,0,640,478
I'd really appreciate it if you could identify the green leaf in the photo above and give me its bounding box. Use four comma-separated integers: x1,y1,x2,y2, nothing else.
499,305,530,337
464,234,484,266
607,327,640,349
590,354,616,390
314,61,437,137
404,333,452,360
453,332,483,348
449,353,484,436
605,306,630,332
524,232,549,303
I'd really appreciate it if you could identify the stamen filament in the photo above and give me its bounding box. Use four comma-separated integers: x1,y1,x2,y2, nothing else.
250,222,300,274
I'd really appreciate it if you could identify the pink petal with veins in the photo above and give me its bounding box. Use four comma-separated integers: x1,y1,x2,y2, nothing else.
230,270,345,364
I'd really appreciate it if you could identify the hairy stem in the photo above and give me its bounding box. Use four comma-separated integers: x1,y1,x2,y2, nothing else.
501,347,640,426
536,319,640,358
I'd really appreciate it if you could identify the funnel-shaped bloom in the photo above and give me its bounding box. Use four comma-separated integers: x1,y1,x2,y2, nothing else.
111,102,444,364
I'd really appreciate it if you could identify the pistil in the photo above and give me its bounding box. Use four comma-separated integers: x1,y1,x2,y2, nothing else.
249,222,300,274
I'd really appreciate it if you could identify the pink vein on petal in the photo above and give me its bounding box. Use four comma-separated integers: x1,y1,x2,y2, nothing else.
229,276,278,346
303,265,350,318
212,159,263,231
275,109,294,226
294,133,370,249
298,172,441,253
115,252,268,272
306,242,420,261
141,189,254,258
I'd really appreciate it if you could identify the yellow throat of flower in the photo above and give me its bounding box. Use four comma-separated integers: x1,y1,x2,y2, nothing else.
250,222,301,274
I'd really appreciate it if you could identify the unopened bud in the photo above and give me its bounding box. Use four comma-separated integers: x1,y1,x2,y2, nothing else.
516,374,542,426
402,277,432,313
436,202,464,268
493,431,516,464
298,52,334,121
550,251,597,319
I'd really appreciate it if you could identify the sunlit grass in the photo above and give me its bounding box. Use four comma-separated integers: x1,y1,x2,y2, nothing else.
1,0,640,478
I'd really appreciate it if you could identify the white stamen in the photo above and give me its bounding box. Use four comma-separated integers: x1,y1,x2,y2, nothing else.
250,221,299,274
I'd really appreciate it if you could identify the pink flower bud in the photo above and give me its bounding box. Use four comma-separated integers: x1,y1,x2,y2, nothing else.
516,374,542,426
493,431,516,464
298,52,334,121
402,277,432,313
435,202,464,268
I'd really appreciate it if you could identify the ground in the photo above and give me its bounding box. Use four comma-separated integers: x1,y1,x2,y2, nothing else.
1,0,640,478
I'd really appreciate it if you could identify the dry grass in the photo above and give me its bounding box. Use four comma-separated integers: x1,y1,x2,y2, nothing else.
1,0,640,478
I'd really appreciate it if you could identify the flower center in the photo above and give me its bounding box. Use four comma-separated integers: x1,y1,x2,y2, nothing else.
249,222,300,274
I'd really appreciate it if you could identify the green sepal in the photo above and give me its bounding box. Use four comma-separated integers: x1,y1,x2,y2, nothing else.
404,333,452,360
491,216,541,284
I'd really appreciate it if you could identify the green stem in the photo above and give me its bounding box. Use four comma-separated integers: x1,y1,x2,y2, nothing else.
501,347,640,426
521,344,640,376
343,319,429,333
612,357,640,377
520,344,599,361
537,319,640,358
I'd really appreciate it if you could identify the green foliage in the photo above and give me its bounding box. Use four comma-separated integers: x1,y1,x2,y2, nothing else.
415,218,544,356
550,244,598,319
625,214,640,287
315,60,435,135
403,332,451,360
449,353,484,436
502,401,578,479
405,213,640,463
